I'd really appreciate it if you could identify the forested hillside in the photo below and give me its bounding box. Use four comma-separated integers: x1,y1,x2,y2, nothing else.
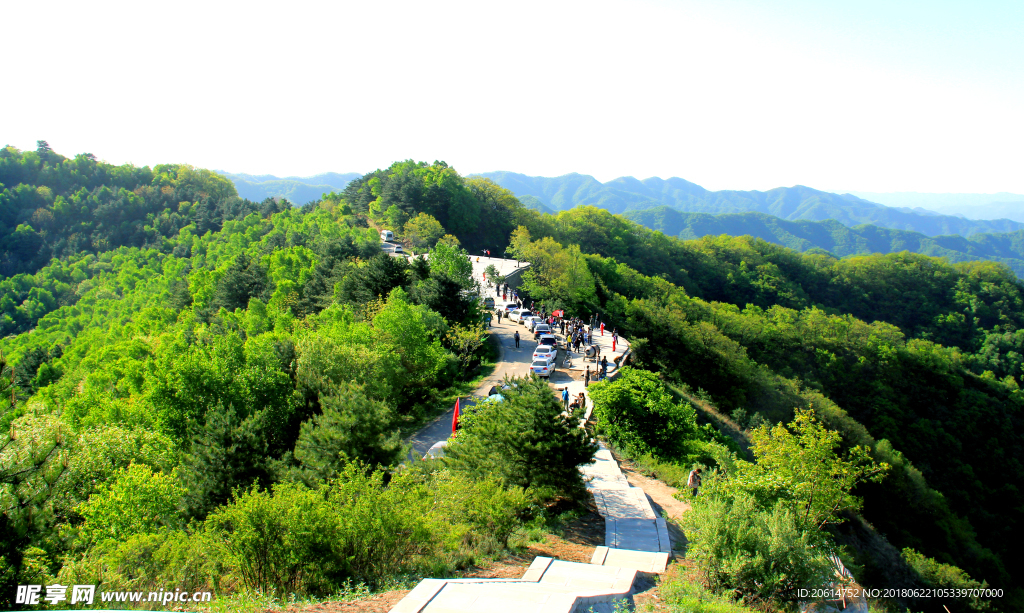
509,206,1023,608
2,147,1020,611
479,171,1024,237
0,148,551,609
624,206,1024,277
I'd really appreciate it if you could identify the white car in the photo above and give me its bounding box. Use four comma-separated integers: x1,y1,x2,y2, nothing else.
525,316,543,330
537,334,558,349
533,323,551,339
531,359,555,378
510,309,534,323
533,345,557,363
422,441,447,460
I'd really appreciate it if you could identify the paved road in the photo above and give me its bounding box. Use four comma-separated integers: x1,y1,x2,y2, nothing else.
405,257,532,458
404,255,630,459
405,313,536,458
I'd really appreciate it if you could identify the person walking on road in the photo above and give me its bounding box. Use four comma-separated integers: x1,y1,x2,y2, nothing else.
584,366,590,387
496,310,502,324
600,321,605,336
601,356,608,380
514,330,520,348
562,387,570,410
612,330,618,352
687,468,702,497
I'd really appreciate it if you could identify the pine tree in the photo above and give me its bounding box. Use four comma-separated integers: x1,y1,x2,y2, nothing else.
445,376,596,500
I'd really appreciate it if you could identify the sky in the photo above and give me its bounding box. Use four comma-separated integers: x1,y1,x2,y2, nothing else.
4,0,1023,193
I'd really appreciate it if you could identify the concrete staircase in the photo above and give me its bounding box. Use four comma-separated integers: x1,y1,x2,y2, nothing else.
389,442,671,613
585,443,671,563
390,557,636,613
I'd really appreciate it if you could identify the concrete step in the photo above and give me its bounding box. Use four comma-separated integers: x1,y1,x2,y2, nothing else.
389,557,638,613
583,472,630,490
591,546,670,573
390,579,583,613
591,487,657,519
389,578,632,613
525,556,637,592
606,518,671,552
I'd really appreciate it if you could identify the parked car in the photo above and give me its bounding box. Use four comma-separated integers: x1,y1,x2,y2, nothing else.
422,441,447,460
533,323,551,339
533,345,557,363
510,309,534,323
538,334,558,349
483,297,495,309
531,359,555,378
525,316,543,331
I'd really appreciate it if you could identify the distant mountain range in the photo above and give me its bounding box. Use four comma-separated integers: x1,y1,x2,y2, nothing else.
216,169,1024,276
848,191,1024,223
216,171,361,205
624,207,1024,278
477,172,1024,238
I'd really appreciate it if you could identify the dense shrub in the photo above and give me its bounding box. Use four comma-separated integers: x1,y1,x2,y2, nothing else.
588,367,732,463
205,463,528,595
683,490,835,604
681,411,887,607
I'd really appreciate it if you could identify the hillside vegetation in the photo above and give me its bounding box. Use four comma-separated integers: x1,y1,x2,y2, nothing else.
479,170,1024,237
509,207,1022,610
0,146,590,609
624,207,1024,277
2,146,1020,612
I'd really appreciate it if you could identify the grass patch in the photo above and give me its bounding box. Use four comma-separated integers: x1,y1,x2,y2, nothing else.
194,579,387,613
649,562,760,613
664,382,751,457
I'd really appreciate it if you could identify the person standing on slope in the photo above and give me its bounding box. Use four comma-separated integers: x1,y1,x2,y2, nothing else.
687,468,702,497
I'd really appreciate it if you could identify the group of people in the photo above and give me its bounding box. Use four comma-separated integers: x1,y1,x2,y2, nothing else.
496,282,513,301
561,387,587,412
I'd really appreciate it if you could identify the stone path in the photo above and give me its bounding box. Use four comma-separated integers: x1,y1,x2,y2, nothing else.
583,443,671,563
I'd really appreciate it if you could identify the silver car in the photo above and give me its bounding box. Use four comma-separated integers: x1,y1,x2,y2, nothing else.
531,359,555,378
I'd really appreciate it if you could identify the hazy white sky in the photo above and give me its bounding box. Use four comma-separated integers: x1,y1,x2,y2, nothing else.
4,0,1023,193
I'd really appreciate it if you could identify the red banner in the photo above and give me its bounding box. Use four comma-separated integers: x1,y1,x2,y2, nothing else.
451,397,461,433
